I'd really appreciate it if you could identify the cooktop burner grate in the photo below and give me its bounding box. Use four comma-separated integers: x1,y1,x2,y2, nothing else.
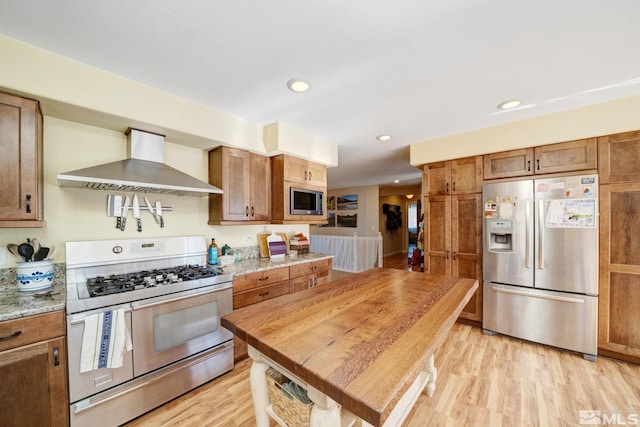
86,264,221,297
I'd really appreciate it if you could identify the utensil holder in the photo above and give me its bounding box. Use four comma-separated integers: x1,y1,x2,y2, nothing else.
16,260,54,292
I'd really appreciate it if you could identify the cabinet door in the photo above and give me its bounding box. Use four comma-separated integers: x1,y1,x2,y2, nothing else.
424,196,451,275
209,147,250,222
598,183,640,364
534,138,597,175
598,130,640,184
283,155,327,187
0,337,68,427
249,153,271,221
483,148,534,180
423,162,451,196
0,93,42,224
451,156,483,194
452,194,483,322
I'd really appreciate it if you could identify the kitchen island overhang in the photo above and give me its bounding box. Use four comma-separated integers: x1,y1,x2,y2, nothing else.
222,268,478,426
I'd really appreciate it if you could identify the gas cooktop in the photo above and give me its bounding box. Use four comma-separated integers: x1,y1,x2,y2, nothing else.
86,264,220,297
65,236,234,314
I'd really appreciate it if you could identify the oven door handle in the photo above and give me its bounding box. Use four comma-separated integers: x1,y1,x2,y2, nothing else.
69,309,132,325
131,287,219,310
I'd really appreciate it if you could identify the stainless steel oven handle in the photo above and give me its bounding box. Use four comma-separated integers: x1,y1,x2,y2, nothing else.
131,287,220,310
69,309,132,325
73,341,232,415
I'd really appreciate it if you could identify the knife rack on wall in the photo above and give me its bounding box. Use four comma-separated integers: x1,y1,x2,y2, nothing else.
106,194,173,217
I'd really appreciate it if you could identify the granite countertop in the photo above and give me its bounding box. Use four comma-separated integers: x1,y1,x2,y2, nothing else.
222,252,333,276
0,253,333,323
0,264,67,322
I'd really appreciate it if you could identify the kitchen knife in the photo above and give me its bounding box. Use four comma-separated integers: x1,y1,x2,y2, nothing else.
145,196,159,224
156,200,164,228
133,194,142,232
120,196,131,231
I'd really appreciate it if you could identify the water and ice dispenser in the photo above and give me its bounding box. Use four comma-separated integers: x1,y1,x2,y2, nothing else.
486,218,515,253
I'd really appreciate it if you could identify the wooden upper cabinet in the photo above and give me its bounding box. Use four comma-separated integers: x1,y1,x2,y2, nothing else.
423,156,482,197
271,154,328,224
534,138,597,174
598,130,640,184
0,92,44,227
282,155,327,187
483,138,597,180
208,147,271,224
483,148,534,180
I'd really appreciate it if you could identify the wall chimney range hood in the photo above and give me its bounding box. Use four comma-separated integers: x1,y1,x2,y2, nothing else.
57,129,223,196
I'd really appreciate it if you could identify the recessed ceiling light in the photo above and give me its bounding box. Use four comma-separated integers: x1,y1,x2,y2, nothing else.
394,180,399,183
377,134,392,141
497,100,522,110
287,78,312,93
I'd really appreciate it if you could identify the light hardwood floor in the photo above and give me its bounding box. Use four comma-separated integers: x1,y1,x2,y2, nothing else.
125,253,640,427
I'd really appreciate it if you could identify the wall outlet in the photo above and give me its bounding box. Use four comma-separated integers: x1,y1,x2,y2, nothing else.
244,235,252,244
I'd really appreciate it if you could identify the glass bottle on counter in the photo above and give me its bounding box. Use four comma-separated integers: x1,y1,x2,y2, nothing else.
208,238,218,265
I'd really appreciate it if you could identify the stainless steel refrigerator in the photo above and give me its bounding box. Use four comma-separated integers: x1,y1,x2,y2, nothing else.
482,174,598,360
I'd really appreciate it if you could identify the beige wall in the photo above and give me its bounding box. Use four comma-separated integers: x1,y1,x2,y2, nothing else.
410,95,640,165
1,117,308,267
310,185,380,237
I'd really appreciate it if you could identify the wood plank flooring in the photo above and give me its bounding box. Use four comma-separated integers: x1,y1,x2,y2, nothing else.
125,252,640,427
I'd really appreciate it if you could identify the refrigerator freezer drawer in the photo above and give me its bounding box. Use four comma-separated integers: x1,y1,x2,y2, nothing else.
483,282,597,356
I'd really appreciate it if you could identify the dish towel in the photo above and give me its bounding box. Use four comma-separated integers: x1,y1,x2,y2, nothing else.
80,308,133,373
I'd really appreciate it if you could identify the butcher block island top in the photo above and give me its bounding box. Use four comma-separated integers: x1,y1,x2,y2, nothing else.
221,268,478,426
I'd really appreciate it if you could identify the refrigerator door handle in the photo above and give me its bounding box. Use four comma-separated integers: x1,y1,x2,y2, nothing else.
538,201,545,269
491,286,585,304
525,199,531,268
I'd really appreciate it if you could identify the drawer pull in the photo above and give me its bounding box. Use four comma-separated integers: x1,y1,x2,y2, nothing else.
310,266,317,270
258,276,269,281
259,292,269,297
0,330,22,342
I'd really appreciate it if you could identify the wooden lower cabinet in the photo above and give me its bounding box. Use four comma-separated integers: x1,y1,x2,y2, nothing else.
0,311,68,426
231,258,332,361
425,193,483,322
289,258,333,293
598,183,640,364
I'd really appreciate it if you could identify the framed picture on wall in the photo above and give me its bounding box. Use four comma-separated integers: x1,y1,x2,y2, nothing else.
337,194,357,210
337,212,357,227
327,196,336,211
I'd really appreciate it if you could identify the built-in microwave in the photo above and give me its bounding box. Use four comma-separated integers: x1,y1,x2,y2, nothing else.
290,187,324,215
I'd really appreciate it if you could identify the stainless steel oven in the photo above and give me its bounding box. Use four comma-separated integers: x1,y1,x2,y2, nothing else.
131,284,232,376
65,236,234,427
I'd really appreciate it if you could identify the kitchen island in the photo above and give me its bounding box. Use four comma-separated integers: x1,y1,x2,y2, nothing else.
221,268,478,426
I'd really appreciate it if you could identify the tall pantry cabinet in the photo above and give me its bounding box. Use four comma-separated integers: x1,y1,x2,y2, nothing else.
422,156,483,323
598,130,640,364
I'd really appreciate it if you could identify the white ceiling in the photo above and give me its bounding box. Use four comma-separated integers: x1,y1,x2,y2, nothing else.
1,1,639,189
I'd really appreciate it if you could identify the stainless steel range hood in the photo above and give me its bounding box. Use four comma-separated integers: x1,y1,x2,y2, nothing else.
57,129,223,196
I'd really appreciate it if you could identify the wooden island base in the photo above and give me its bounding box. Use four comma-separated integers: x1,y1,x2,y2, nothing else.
221,268,478,427
249,346,437,427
